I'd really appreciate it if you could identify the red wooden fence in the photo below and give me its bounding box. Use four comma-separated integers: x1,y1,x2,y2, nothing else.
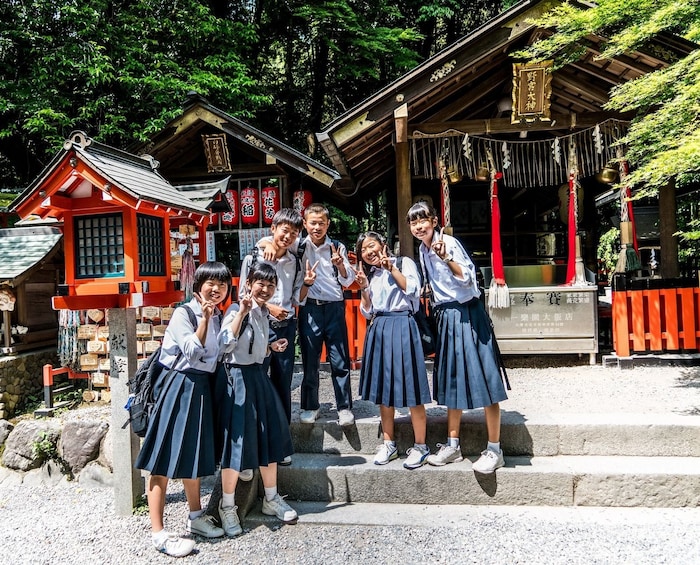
612,287,700,357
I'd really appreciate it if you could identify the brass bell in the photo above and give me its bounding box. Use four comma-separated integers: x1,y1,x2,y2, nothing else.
447,167,462,184
475,164,489,182
597,164,618,184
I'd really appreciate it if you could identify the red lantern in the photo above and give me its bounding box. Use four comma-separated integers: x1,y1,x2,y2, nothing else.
222,189,239,225
240,187,259,225
261,186,280,225
293,189,313,216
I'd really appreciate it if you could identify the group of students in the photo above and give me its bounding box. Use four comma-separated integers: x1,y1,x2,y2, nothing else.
135,201,509,558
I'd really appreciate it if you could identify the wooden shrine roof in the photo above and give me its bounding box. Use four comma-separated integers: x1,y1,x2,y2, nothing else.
11,131,209,220
0,226,62,286
134,94,345,201
317,0,698,197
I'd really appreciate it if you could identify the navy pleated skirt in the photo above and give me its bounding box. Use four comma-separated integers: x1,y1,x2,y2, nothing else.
433,298,510,410
218,363,294,471
135,366,217,479
359,311,432,408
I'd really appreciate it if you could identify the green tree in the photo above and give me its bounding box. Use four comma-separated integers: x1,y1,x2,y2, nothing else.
0,0,264,186
517,0,700,197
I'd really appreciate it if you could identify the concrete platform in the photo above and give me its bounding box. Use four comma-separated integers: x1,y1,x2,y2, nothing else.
275,453,700,508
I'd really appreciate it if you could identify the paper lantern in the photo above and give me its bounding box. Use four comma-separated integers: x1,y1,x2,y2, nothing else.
240,187,259,225
222,189,239,225
261,186,281,225
293,189,313,216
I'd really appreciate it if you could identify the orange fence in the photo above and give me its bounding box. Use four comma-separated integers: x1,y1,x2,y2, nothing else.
612,287,700,357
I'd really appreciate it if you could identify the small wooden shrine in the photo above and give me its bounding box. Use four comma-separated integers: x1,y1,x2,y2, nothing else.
0,226,63,355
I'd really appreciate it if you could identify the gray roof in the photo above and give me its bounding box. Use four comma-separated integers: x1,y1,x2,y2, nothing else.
0,226,62,286
73,137,209,215
11,132,209,217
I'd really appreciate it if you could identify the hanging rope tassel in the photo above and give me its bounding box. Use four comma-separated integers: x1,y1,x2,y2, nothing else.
487,153,509,308
615,158,642,273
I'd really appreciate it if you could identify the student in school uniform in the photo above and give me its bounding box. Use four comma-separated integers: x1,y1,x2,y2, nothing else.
354,231,432,469
296,203,356,426
136,262,231,557
242,209,303,469
216,262,298,536
407,201,510,474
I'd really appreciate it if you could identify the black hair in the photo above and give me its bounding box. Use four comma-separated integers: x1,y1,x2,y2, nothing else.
271,208,303,230
303,203,330,220
246,261,278,286
406,201,439,224
193,261,232,301
355,231,390,280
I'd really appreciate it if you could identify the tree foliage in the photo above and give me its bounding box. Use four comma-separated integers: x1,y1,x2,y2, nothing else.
0,0,507,190
518,0,700,196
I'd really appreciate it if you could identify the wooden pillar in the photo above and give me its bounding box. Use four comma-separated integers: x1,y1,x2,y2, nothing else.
394,104,414,260
659,178,679,278
108,307,144,515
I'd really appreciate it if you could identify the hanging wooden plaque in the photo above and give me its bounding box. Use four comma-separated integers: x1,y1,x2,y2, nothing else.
202,133,232,173
512,61,552,124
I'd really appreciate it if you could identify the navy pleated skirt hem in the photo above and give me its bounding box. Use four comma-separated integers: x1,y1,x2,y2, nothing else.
433,298,510,410
218,363,294,471
359,311,432,408
135,366,217,479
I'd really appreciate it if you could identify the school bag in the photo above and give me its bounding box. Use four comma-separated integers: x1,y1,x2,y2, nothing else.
123,304,197,437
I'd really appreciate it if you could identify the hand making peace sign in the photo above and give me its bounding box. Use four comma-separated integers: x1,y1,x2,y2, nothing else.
431,227,447,260
303,259,319,287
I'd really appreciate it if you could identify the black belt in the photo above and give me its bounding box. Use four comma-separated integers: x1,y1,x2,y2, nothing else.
270,318,294,329
306,298,342,306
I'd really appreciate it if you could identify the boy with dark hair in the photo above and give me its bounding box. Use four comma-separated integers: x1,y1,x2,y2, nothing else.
296,203,356,426
240,208,303,458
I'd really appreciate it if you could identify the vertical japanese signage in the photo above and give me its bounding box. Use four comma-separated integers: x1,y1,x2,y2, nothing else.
511,61,552,124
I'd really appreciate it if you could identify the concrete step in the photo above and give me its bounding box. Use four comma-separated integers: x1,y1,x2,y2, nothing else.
277,453,700,508
289,413,700,458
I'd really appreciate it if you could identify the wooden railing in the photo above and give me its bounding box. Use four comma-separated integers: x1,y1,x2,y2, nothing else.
612,287,700,357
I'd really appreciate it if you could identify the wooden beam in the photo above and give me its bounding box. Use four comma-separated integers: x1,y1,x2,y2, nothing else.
409,112,627,137
394,104,414,260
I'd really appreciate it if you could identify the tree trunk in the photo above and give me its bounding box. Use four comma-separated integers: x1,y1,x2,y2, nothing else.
659,178,679,278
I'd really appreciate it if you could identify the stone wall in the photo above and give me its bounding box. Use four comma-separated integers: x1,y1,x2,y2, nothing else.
0,347,59,420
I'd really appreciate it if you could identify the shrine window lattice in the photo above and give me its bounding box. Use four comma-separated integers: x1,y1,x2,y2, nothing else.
74,213,125,278
137,214,165,277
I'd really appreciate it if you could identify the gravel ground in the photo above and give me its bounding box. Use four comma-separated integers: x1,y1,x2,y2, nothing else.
2,355,700,564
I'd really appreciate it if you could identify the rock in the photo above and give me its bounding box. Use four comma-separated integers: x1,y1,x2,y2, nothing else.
23,460,66,487
1,420,61,472
0,466,23,487
59,420,109,475
78,461,113,488
0,419,13,446
97,427,113,472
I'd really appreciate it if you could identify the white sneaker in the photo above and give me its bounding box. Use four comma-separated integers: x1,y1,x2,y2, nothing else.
187,513,224,538
472,449,505,474
426,443,464,466
300,409,319,424
239,469,254,482
153,532,195,557
373,442,398,465
261,493,298,522
218,501,242,537
338,409,355,426
279,455,292,466
403,445,430,469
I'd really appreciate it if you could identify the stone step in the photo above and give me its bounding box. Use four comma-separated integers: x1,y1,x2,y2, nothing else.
277,453,700,508
289,413,700,458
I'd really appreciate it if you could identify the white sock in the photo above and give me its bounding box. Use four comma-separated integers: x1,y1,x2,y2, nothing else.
447,437,459,448
385,440,396,450
222,492,235,508
188,509,204,520
487,441,501,453
264,486,278,501
152,529,168,544
415,443,428,452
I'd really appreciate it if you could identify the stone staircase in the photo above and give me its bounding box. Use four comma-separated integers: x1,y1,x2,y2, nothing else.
212,363,700,518
271,411,700,509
